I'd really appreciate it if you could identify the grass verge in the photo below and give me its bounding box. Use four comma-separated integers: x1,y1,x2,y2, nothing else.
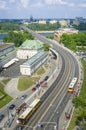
37,67,45,75
0,95,12,108
18,77,39,91
0,78,12,108
18,65,48,91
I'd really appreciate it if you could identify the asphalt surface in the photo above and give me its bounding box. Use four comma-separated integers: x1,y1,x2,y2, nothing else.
0,27,83,130
0,59,26,78
0,53,61,129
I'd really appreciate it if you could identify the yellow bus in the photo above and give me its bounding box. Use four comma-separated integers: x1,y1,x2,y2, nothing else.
67,77,77,93
17,98,41,125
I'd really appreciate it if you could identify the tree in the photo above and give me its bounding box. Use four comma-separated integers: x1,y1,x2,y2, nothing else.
60,32,86,50
27,22,60,31
47,35,54,39
3,31,34,47
43,43,50,51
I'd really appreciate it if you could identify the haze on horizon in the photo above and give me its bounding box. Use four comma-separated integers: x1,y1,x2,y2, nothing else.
0,0,86,19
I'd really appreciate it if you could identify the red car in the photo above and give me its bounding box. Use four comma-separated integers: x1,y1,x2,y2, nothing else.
39,81,44,85
32,87,36,91
16,103,27,114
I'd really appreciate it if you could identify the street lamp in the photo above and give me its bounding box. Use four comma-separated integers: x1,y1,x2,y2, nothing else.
7,105,10,127
37,121,57,130
20,124,35,130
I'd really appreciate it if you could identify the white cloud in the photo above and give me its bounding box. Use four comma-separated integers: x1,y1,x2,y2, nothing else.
68,3,75,7
45,0,67,5
45,0,86,9
20,0,29,8
31,2,43,7
9,0,15,3
0,0,7,10
78,3,86,8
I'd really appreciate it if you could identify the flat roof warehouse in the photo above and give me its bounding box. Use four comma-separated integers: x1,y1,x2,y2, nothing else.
20,51,48,76
22,51,47,66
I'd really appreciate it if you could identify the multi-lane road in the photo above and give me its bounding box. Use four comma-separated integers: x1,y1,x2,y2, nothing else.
12,26,80,130
0,26,80,130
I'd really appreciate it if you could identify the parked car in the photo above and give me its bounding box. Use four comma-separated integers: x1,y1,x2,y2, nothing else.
44,76,49,81
0,114,4,121
41,81,47,87
9,104,15,109
16,103,27,114
32,87,36,92
36,84,40,88
39,81,44,85
20,94,27,99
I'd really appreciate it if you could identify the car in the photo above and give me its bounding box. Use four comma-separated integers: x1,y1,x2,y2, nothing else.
9,104,15,109
41,81,47,87
0,114,4,121
44,76,49,81
39,81,44,85
15,96,18,99
32,87,36,92
16,103,27,114
36,84,40,88
20,94,27,99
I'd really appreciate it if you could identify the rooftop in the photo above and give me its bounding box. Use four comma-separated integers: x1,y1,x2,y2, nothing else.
0,43,14,50
20,39,43,50
21,51,47,66
55,28,78,32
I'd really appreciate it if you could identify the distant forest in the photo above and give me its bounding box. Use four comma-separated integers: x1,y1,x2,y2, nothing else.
73,23,86,31
0,22,20,33
27,22,61,31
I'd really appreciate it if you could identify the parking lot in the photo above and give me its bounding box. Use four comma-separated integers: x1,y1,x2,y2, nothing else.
0,59,26,78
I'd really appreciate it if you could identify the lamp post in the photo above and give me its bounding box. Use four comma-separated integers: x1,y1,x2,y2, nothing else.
37,121,57,130
56,111,59,130
7,105,10,127
20,124,35,130
57,54,59,70
50,104,59,130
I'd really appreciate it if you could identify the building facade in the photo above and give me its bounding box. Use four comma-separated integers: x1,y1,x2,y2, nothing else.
0,43,15,57
20,51,48,76
54,28,79,42
17,39,44,59
59,20,68,27
38,20,46,24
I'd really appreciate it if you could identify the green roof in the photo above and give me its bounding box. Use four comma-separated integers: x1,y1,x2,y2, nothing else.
20,39,43,50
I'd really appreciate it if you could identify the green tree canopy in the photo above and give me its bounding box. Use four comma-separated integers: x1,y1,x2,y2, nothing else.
60,32,86,50
27,22,60,31
3,31,34,47
43,43,50,51
0,22,20,32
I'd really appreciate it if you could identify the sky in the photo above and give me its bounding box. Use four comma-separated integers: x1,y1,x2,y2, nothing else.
0,0,86,19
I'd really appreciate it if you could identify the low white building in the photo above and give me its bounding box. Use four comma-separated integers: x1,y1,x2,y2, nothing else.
38,20,46,24
49,20,57,24
17,39,44,59
54,28,79,42
20,51,48,76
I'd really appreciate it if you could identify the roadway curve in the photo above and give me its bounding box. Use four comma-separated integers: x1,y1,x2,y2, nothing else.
14,26,79,130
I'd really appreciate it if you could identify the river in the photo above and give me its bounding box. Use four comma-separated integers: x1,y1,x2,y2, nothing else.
0,33,8,41
0,32,53,42
39,32,54,37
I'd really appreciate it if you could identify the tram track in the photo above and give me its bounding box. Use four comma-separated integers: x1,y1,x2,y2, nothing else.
24,45,75,130
17,27,79,130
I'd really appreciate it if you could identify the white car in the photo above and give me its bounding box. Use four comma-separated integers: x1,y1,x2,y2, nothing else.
20,95,27,99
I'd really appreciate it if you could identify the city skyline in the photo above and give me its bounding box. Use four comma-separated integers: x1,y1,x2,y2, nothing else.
0,0,86,19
